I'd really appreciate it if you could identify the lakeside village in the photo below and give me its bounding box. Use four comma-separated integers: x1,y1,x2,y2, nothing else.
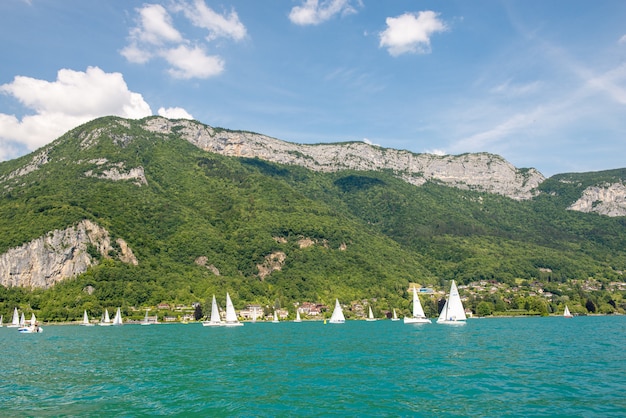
3,276,624,330
46,276,626,325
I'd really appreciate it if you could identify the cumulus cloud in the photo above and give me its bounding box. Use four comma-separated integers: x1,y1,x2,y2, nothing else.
122,1,246,79
619,34,626,44
158,107,194,119
161,45,224,79
362,138,380,147
426,149,447,156
379,11,447,56
0,67,152,159
289,0,359,26
174,0,246,41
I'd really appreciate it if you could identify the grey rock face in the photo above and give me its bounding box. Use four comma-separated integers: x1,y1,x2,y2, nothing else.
142,117,544,200
0,220,137,289
568,183,626,217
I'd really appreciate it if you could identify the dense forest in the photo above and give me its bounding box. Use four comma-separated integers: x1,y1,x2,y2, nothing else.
0,116,624,322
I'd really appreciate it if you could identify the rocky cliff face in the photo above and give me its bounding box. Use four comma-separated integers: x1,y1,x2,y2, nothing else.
568,183,626,217
0,220,137,289
142,117,545,200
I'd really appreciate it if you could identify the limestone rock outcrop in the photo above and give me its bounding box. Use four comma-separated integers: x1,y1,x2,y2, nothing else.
0,219,137,289
142,117,544,200
568,183,626,217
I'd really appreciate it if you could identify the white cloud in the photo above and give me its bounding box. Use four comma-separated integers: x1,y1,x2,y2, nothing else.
379,11,447,56
161,45,224,79
426,149,447,156
0,67,152,158
134,4,183,45
619,34,626,44
289,0,358,26
158,107,194,120
174,0,246,41
362,138,380,147
490,80,541,97
122,1,246,79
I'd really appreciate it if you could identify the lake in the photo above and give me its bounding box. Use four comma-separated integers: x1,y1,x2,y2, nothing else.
1,316,625,417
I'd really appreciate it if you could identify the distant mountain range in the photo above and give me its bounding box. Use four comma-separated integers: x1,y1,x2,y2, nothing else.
0,116,624,320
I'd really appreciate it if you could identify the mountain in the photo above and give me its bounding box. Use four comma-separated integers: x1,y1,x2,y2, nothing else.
0,116,624,320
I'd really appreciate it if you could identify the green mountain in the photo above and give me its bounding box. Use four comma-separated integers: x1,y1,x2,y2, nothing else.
0,116,624,321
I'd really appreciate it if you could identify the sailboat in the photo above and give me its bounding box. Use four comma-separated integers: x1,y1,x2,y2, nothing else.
223,293,243,327
0,315,3,327
141,309,152,325
202,295,223,326
272,310,280,323
99,309,113,326
112,307,123,325
563,305,573,318
391,309,399,321
7,307,20,328
18,313,43,333
294,310,302,322
366,305,377,321
404,287,431,324
437,280,467,325
329,299,345,324
81,310,94,326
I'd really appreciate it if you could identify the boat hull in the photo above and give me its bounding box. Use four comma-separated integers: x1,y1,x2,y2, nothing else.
404,317,431,324
18,326,43,333
202,321,223,327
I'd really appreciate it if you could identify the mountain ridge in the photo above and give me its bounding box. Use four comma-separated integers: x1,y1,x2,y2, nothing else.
0,115,624,320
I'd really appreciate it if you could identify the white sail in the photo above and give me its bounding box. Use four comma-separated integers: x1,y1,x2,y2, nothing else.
366,305,377,321
30,313,36,326
391,308,399,321
223,293,243,327
329,299,345,324
20,312,25,327
272,310,279,323
99,309,112,326
0,315,3,327
295,310,302,322
141,309,152,326
7,307,20,328
437,280,467,324
404,287,431,324
112,308,123,325
81,310,94,326
203,295,223,326
563,305,573,318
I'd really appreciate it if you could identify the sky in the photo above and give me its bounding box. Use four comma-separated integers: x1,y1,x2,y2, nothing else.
1,1,626,177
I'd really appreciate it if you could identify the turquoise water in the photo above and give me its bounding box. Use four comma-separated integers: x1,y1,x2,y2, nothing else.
1,316,625,417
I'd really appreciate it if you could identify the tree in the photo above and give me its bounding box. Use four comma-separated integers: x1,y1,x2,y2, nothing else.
194,303,203,320
476,301,493,317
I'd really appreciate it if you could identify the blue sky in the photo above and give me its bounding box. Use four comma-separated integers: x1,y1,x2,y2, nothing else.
1,0,625,177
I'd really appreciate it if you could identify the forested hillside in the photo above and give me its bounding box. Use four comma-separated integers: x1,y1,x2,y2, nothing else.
0,117,624,321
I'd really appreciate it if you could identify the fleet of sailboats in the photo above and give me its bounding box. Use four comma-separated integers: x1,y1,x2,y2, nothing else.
437,280,467,325
404,287,431,324
3,282,591,328
329,299,345,324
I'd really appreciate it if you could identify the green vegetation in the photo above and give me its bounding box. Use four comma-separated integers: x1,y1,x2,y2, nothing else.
0,116,625,321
